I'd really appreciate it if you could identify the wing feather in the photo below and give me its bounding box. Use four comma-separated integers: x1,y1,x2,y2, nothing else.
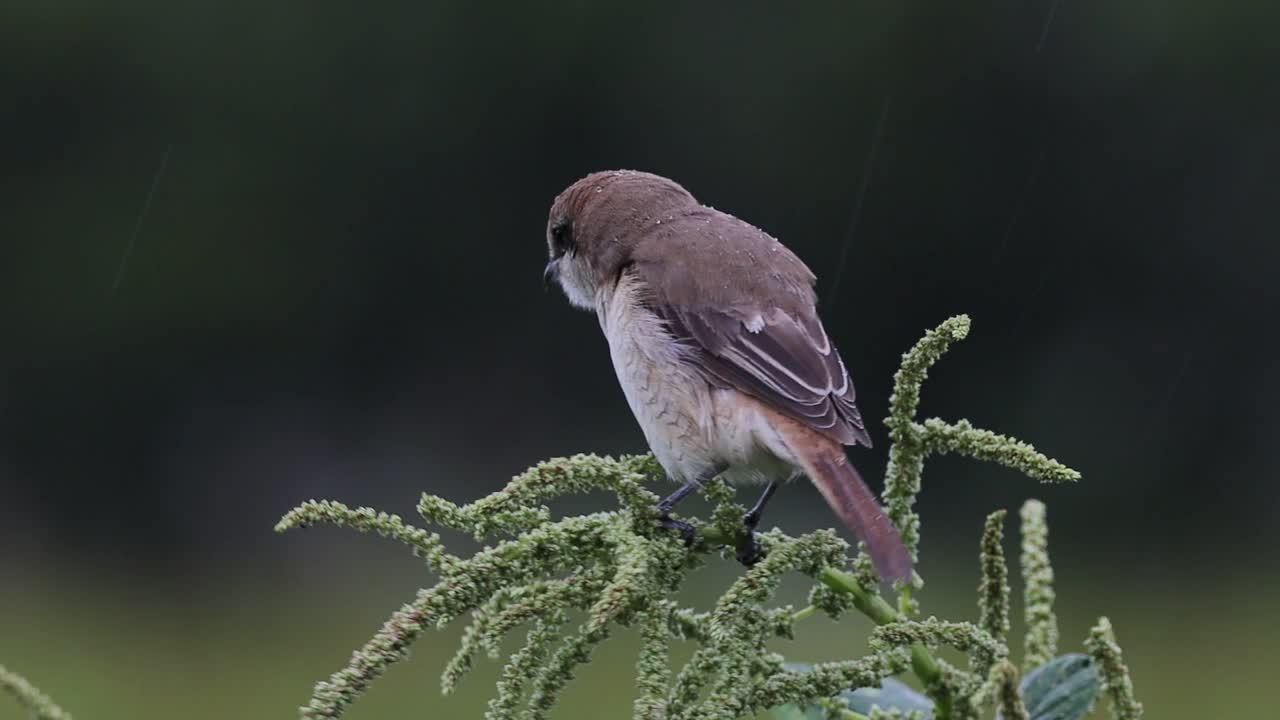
658,301,870,447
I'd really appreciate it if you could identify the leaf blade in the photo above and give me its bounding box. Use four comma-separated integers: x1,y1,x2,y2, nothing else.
999,653,1099,720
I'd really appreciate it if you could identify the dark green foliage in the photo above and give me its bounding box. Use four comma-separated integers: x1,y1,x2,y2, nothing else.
1001,654,1100,720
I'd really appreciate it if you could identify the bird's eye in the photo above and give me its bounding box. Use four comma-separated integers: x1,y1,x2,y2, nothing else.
550,220,575,257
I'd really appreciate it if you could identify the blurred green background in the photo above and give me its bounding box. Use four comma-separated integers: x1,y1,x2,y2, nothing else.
2,1,1276,718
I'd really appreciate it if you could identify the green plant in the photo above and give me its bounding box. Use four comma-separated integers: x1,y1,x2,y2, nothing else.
277,315,1143,720
1,664,73,720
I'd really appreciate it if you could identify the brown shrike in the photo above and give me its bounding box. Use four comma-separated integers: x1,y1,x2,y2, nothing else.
543,170,912,583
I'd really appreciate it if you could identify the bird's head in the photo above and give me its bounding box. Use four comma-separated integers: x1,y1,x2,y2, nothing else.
544,170,695,309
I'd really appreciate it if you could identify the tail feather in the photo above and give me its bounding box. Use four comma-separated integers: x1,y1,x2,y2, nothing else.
796,445,913,584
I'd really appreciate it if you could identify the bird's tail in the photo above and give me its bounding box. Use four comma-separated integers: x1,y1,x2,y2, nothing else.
793,441,913,584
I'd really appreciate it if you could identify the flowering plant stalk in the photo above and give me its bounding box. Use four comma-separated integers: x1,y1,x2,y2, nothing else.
1,664,73,720
276,316,1143,720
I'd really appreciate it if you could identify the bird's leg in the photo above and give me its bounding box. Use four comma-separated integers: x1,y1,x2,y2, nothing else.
736,481,779,566
655,480,700,516
655,481,699,545
655,464,727,546
743,480,779,530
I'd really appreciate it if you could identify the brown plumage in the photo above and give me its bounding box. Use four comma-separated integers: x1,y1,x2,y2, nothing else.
545,170,911,582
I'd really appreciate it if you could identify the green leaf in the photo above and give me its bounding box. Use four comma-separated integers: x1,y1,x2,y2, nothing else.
1001,653,1099,720
773,666,932,719
841,678,935,718
773,666,936,712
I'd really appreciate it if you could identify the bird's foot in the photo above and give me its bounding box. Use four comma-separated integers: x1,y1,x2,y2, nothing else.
657,513,698,547
735,533,764,566
735,507,768,566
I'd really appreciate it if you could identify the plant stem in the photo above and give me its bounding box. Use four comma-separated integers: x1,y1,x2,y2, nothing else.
816,569,943,688
819,568,950,715
698,528,951,717
792,605,818,622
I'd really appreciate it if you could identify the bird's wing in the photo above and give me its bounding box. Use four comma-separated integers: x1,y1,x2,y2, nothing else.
657,302,870,447
629,209,870,447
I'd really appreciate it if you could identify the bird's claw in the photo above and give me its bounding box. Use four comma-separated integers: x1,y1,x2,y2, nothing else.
735,509,767,565
735,533,764,566
657,514,698,547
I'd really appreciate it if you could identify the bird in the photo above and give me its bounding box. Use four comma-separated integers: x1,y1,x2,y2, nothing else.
542,169,911,583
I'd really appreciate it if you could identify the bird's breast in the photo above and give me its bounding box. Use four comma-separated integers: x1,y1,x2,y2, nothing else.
595,275,799,485
597,277,716,481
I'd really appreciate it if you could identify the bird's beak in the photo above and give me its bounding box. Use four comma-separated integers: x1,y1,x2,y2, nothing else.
543,258,559,291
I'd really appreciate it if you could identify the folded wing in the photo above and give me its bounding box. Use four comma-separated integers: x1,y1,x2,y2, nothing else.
654,298,870,447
